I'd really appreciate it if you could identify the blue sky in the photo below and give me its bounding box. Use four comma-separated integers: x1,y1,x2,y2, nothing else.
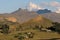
0,0,60,13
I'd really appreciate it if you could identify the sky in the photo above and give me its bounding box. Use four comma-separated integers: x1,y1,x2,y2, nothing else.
0,0,60,13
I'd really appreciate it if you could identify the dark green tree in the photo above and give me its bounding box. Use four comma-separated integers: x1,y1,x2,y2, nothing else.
52,22,60,34
2,24,9,34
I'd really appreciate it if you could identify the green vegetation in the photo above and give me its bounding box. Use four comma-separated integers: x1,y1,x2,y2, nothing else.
52,22,60,34
14,33,24,40
2,24,9,34
14,32,34,40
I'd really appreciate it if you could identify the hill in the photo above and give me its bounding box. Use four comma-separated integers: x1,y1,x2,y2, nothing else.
21,15,52,28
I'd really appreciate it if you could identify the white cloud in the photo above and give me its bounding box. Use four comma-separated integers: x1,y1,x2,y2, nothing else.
50,1,60,7
50,1,60,13
28,2,43,11
28,1,60,13
56,7,60,13
41,1,60,7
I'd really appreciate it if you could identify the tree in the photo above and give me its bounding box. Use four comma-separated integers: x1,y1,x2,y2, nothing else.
52,22,60,34
2,24,9,34
46,22,60,34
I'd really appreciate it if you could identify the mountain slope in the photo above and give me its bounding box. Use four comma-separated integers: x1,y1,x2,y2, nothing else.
22,15,52,28
0,8,53,27
40,12,60,23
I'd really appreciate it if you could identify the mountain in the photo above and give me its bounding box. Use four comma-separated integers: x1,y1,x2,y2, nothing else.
0,8,38,23
37,9,52,14
0,8,53,29
0,8,59,24
40,12,60,23
21,15,52,28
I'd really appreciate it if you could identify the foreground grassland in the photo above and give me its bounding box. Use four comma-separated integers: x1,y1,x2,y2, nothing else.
0,29,60,40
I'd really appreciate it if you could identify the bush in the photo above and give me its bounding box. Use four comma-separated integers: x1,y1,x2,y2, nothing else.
52,22,60,34
24,32,34,38
2,24,9,34
14,33,24,40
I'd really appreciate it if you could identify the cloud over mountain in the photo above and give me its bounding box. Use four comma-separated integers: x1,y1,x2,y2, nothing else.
28,2,43,11
40,1,60,13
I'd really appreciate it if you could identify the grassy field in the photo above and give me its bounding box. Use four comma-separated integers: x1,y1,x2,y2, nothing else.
0,29,60,40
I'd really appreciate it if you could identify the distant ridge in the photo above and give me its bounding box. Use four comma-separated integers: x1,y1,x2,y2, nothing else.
37,9,52,14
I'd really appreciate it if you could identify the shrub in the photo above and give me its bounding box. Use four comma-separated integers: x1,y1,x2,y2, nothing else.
24,32,34,38
14,33,24,40
2,24,9,34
